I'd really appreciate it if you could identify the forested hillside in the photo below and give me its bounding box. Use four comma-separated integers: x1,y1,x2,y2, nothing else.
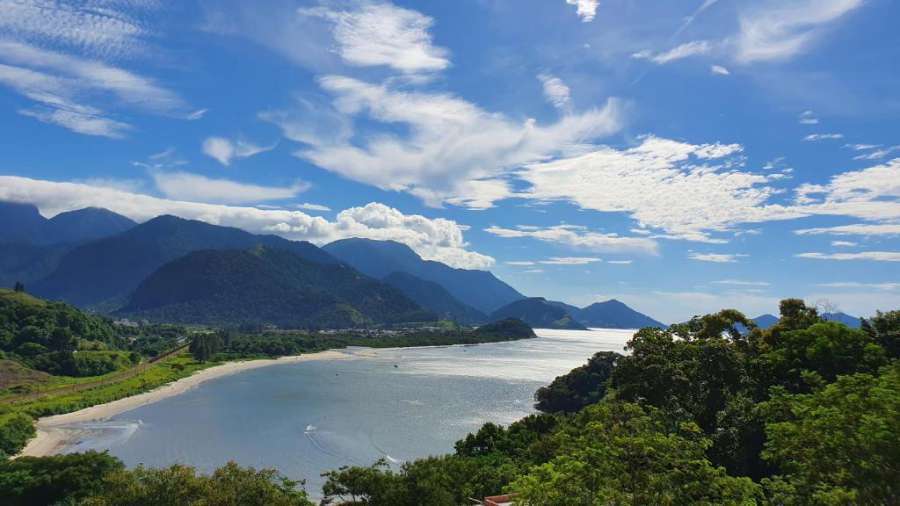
314,300,899,504
117,247,433,328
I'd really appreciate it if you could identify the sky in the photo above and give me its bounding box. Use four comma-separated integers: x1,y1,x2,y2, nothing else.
0,0,898,323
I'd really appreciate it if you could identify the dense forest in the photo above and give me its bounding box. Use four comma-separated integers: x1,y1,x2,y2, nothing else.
2,300,897,505
314,300,898,505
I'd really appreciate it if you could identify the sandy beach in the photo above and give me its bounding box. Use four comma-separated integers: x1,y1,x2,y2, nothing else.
17,349,351,458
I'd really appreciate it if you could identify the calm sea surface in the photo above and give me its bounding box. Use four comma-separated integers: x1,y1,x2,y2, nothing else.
59,328,633,495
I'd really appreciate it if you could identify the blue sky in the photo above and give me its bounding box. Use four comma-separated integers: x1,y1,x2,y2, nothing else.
0,0,898,322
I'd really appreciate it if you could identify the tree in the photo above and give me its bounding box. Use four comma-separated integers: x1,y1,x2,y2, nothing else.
760,364,900,505
189,333,222,362
862,310,900,359
509,402,762,505
0,451,123,505
81,461,313,506
535,351,620,413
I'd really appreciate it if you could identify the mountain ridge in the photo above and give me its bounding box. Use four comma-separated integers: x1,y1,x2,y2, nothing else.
323,238,524,314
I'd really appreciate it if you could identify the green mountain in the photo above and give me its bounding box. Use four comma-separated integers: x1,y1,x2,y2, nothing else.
490,297,587,330
382,271,487,324
117,247,433,328
32,215,337,308
575,299,665,328
323,238,524,314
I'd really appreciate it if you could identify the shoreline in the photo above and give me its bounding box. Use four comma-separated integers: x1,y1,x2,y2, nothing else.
17,349,351,458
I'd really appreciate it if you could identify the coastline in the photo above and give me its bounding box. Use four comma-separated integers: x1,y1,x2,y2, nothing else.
17,349,351,458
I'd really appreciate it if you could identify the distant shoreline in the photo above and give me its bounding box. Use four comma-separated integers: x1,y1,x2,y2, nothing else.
17,349,352,458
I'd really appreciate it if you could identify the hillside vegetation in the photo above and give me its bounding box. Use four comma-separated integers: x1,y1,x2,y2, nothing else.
117,247,434,328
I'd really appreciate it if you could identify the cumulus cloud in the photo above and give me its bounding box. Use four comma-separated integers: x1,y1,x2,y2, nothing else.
519,136,800,242
689,252,747,263
202,137,275,166
484,225,658,255
151,172,309,205
537,74,572,112
298,2,449,75
735,0,864,63
632,40,712,64
565,0,599,22
282,75,622,209
797,251,900,262
794,159,900,224
711,65,730,75
0,176,493,269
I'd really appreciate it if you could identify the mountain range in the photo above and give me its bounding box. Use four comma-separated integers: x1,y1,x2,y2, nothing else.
0,202,135,246
495,297,664,330
117,246,432,328
751,312,861,330
0,201,666,329
323,238,523,315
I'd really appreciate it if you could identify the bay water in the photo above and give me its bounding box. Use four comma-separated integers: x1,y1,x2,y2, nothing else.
58,328,633,495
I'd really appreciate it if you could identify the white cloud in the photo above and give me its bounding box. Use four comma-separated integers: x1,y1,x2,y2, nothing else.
294,203,331,212
852,145,900,161
846,144,881,151
151,172,309,205
537,74,572,112
831,240,857,247
794,159,900,223
285,75,622,209
803,133,844,141
506,261,536,267
713,279,771,287
565,0,599,22
202,137,275,166
710,65,730,75
735,0,864,63
519,136,800,242
689,252,747,263
798,110,819,124
797,251,900,262
0,0,156,58
633,40,712,64
539,257,602,265
796,224,900,236
299,2,449,75
187,109,208,121
0,175,493,270
817,282,900,291
607,260,633,265
484,225,658,255
0,40,186,137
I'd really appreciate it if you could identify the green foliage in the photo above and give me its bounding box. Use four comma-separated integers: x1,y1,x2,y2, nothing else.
760,363,900,505
510,402,762,505
475,318,536,339
117,247,433,328
0,411,35,458
82,461,313,506
535,351,619,413
190,333,222,362
862,309,900,359
0,451,123,505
